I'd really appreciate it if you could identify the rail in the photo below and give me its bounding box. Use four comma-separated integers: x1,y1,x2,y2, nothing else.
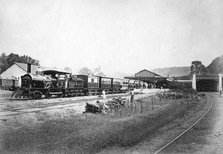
154,97,214,154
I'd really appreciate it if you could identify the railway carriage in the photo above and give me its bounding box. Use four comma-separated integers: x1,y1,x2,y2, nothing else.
134,80,141,89
99,76,113,94
128,79,136,90
77,75,100,95
113,78,122,93
120,79,129,92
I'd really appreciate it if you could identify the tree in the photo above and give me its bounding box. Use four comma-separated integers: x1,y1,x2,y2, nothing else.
0,53,8,73
78,66,105,76
0,52,40,73
92,66,105,76
78,67,92,76
64,67,72,73
190,61,206,75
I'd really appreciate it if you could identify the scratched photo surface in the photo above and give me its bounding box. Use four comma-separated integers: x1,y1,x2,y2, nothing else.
0,0,223,154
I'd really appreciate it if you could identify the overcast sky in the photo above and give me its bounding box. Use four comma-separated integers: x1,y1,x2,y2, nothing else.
0,0,223,75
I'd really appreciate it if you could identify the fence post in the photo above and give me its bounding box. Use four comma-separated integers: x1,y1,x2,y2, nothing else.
134,100,137,113
130,90,134,113
140,101,143,113
152,96,154,110
120,106,122,117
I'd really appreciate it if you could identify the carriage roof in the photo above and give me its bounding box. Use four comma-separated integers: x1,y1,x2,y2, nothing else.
42,68,71,75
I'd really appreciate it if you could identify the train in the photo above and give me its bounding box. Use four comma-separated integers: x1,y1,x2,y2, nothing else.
11,67,147,99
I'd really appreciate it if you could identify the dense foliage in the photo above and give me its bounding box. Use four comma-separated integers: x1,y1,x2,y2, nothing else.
0,53,40,73
190,61,206,75
190,55,223,75
79,66,105,76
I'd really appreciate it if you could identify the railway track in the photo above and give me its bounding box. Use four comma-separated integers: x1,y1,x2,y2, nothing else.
0,92,157,120
0,94,128,117
153,96,214,154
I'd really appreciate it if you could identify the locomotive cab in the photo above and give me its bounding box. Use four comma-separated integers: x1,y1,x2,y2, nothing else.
21,74,32,88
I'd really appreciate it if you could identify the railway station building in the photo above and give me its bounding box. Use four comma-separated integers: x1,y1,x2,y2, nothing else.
124,68,223,92
125,69,169,88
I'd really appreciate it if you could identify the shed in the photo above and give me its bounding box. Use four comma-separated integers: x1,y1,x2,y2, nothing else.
135,69,160,78
0,62,40,89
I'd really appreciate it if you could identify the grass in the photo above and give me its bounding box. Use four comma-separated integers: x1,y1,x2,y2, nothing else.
0,94,205,154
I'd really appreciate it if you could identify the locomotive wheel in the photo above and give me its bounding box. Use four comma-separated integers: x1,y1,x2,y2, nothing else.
58,93,64,98
45,93,51,99
33,91,42,99
45,91,51,99
29,93,34,99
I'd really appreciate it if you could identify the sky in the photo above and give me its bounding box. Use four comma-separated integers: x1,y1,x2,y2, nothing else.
0,0,223,75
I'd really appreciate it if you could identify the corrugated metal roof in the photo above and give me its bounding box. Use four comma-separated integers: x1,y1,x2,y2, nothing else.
135,69,162,77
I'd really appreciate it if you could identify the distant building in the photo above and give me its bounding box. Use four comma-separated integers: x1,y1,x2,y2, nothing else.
125,69,168,88
135,69,161,78
0,62,40,89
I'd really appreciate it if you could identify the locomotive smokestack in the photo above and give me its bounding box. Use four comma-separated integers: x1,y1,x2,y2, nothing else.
27,63,31,73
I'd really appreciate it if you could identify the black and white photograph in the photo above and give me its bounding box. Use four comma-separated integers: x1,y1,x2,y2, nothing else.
0,0,223,153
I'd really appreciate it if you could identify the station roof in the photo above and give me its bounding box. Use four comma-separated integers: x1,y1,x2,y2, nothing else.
125,69,167,83
135,69,162,77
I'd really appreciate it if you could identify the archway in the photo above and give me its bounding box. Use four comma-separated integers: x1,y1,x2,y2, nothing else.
197,79,218,92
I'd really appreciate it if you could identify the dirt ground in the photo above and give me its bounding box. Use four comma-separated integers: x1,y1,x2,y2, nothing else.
0,89,162,122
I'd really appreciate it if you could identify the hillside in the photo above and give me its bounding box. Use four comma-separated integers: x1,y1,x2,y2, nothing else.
152,66,191,77
206,55,223,74
152,55,223,78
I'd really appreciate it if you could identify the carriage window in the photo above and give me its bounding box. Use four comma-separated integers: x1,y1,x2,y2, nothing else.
91,79,94,83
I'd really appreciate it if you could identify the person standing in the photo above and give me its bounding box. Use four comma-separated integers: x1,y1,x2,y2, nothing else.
102,90,106,99
130,90,134,103
130,90,135,112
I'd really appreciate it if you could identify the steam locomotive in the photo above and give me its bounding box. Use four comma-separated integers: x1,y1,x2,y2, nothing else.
11,67,145,99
